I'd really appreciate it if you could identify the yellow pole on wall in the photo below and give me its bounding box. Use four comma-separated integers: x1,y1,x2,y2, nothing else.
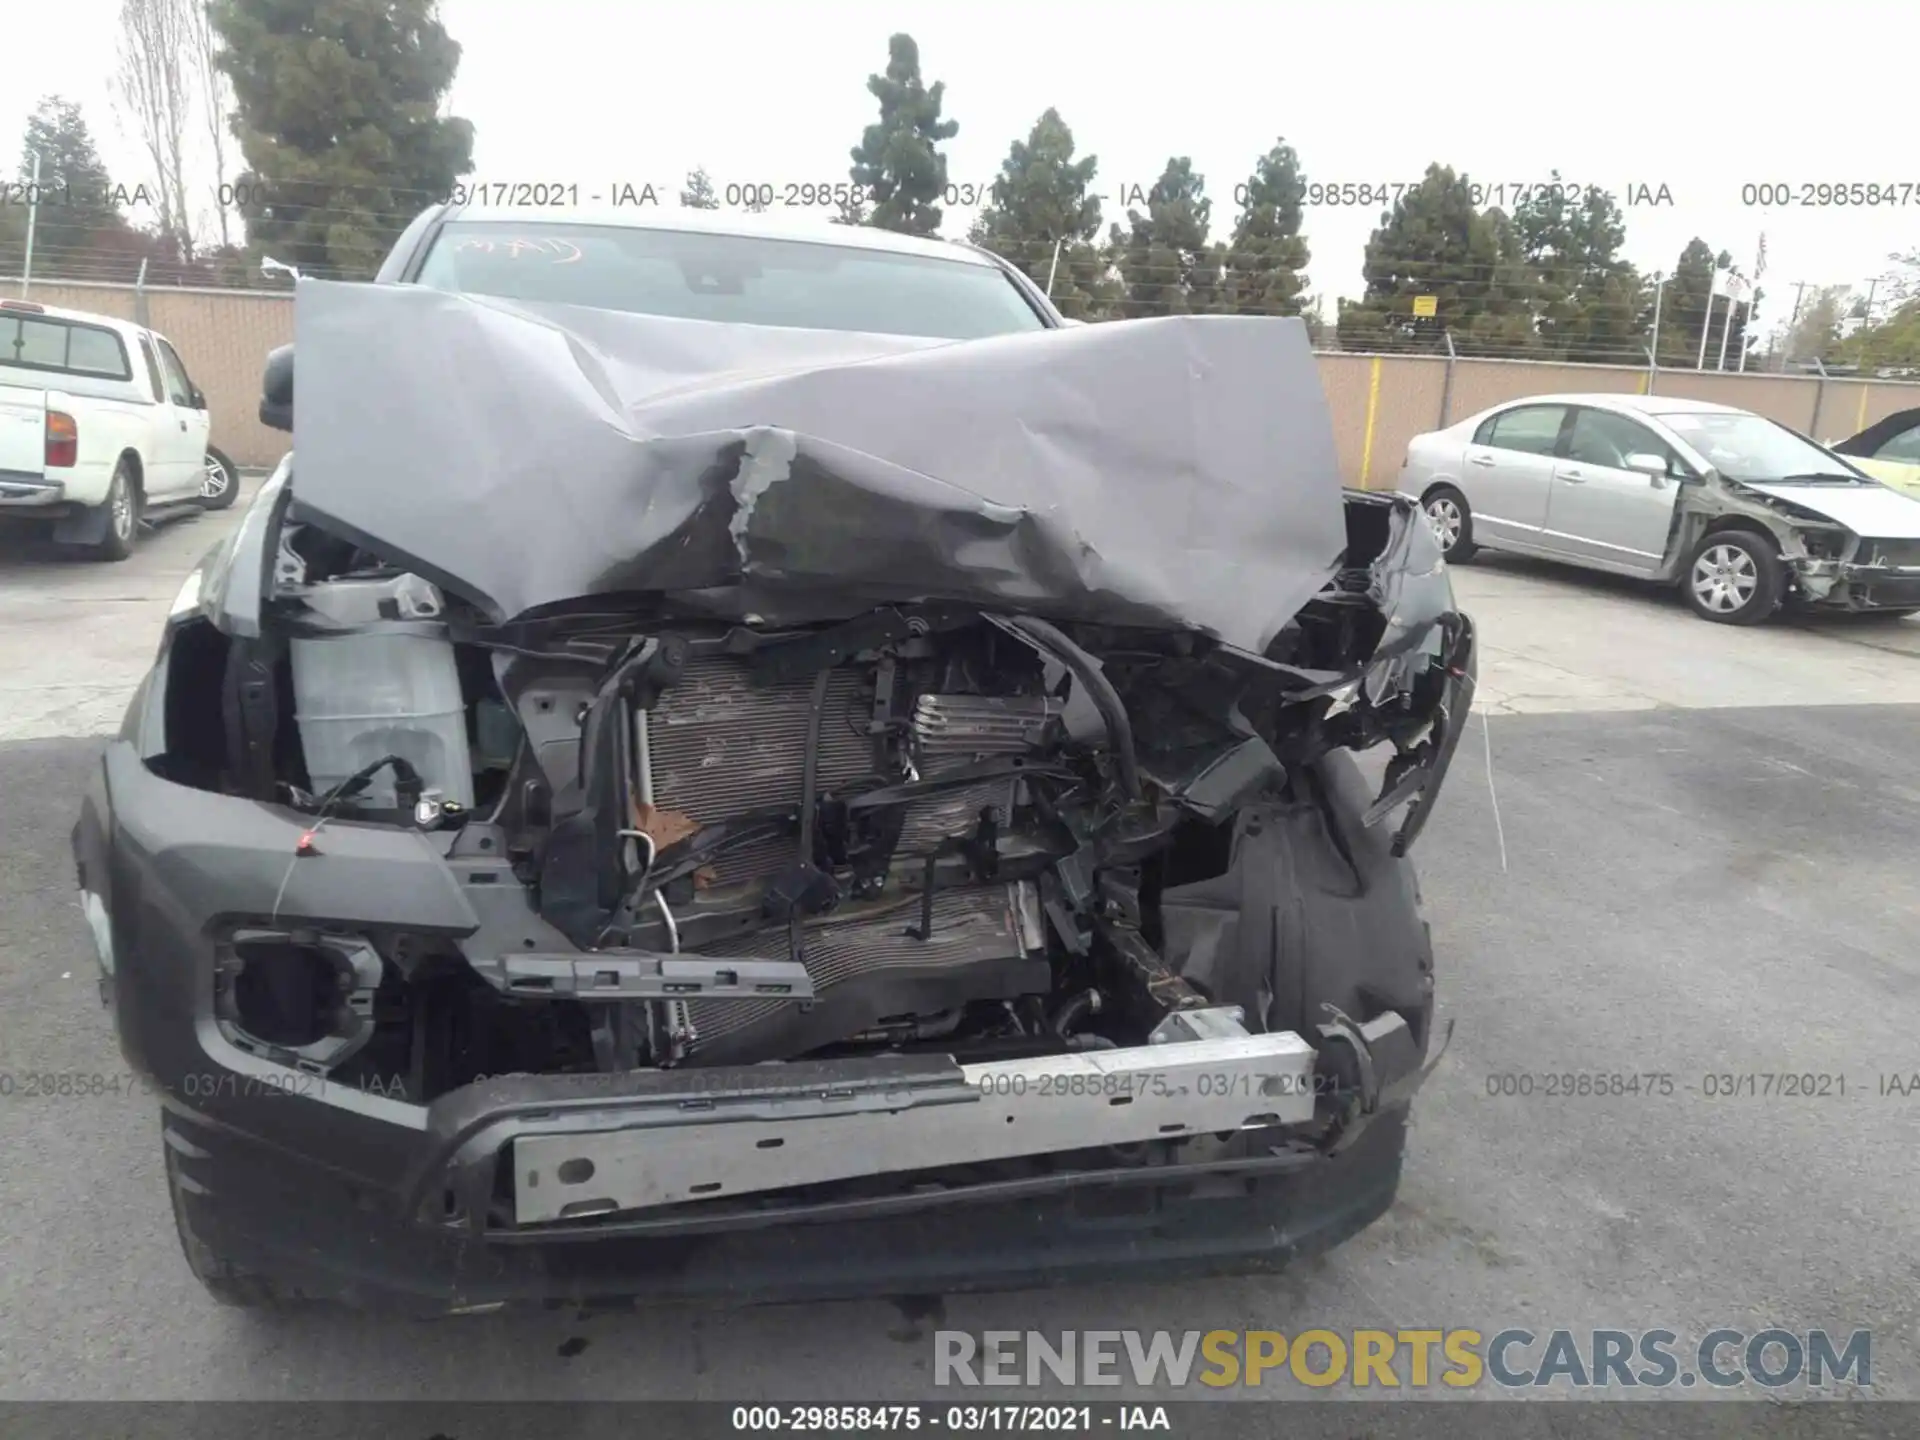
1359,356,1382,489
1856,386,1870,434
1637,371,1651,395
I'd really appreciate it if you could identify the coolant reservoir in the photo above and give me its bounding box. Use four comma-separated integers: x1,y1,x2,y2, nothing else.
289,631,475,810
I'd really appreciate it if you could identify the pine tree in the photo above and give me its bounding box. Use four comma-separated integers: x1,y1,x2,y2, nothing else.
847,33,958,236
210,0,474,277
1650,239,1725,367
15,98,132,267
1221,139,1310,318
1462,205,1543,354
1510,173,1643,361
1335,164,1535,355
970,108,1116,319
1111,157,1220,318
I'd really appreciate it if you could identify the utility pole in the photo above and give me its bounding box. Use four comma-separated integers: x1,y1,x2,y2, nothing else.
1777,280,1808,373
1717,272,1742,370
1648,271,1665,364
1697,268,1718,371
20,151,41,298
1740,233,1766,372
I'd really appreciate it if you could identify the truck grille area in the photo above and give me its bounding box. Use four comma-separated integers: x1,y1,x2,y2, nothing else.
628,653,1061,1065
1861,539,1920,570
897,694,1057,855
645,656,874,887
680,883,1050,1065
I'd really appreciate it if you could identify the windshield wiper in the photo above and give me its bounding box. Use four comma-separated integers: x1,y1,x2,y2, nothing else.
1771,472,1864,485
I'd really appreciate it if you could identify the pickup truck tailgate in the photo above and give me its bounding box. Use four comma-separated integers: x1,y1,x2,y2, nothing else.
0,385,46,481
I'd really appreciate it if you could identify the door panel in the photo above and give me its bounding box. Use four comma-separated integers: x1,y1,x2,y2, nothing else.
1543,408,1684,572
1459,404,1569,544
149,337,207,499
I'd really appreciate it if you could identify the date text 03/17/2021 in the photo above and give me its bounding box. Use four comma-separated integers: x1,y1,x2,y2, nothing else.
1483,1071,1920,1099
0,1067,1325,1105
1178,179,1678,210
14,1069,1917,1104
729,1404,1170,1433
424,180,991,210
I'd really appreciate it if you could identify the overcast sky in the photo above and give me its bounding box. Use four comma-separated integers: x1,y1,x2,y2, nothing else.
9,0,1916,330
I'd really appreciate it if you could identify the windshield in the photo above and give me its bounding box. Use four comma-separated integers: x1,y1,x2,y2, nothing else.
1656,411,1868,484
412,221,1048,340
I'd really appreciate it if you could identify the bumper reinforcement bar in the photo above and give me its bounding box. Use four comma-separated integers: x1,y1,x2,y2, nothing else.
510,1014,1317,1223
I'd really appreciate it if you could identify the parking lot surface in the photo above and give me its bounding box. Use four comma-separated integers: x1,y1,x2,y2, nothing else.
2,484,1917,1399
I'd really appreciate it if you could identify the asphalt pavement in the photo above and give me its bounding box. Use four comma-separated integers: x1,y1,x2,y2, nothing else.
2,487,1918,1401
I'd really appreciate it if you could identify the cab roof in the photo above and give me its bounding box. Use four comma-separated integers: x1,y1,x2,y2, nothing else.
443,202,1002,268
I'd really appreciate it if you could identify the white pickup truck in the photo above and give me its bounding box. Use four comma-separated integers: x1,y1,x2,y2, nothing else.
0,298,233,561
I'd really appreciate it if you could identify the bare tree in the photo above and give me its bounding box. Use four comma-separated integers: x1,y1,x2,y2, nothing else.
1887,249,1920,305
114,0,194,259
1780,284,1849,368
185,0,235,250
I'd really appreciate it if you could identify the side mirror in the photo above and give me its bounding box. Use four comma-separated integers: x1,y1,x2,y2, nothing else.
189,384,206,410
259,344,293,433
1623,452,1668,477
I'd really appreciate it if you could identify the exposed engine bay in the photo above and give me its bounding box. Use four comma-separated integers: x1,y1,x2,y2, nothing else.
155,486,1472,1108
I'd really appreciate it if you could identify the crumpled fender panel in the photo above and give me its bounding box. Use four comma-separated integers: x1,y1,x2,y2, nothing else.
1157,749,1436,1052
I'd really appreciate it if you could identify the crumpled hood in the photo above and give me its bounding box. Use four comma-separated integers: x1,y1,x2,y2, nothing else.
1736,480,1920,539
289,280,1351,652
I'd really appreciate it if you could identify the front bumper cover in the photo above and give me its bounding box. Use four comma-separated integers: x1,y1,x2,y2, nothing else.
162,1096,1418,1312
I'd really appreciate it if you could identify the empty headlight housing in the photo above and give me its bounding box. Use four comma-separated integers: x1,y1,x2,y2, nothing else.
1796,529,1850,561
214,929,385,1071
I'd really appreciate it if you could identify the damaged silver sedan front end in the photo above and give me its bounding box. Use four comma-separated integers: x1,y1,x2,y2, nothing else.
76,286,1475,1307
1708,483,1920,614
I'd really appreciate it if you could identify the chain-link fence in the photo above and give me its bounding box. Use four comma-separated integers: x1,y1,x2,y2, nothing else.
7,251,1915,476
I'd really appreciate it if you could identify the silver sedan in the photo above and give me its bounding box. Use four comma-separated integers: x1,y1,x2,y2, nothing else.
1397,392,1920,624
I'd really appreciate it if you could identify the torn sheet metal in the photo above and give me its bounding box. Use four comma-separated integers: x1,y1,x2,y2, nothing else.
288,281,1349,652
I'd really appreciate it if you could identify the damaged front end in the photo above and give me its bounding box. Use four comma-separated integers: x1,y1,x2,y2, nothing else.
92,288,1473,1263
1667,475,1920,614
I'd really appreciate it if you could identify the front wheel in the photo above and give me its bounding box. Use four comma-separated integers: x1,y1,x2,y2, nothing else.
198,446,238,511
1683,529,1782,625
1421,484,1477,563
165,1129,304,1309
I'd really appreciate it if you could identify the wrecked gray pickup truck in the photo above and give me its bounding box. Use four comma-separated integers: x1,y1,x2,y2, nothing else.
73,240,1474,1312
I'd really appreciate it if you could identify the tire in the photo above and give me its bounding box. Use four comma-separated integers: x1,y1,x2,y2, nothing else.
198,446,238,510
164,1132,305,1309
86,460,141,562
1683,527,1783,625
1420,484,1477,562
